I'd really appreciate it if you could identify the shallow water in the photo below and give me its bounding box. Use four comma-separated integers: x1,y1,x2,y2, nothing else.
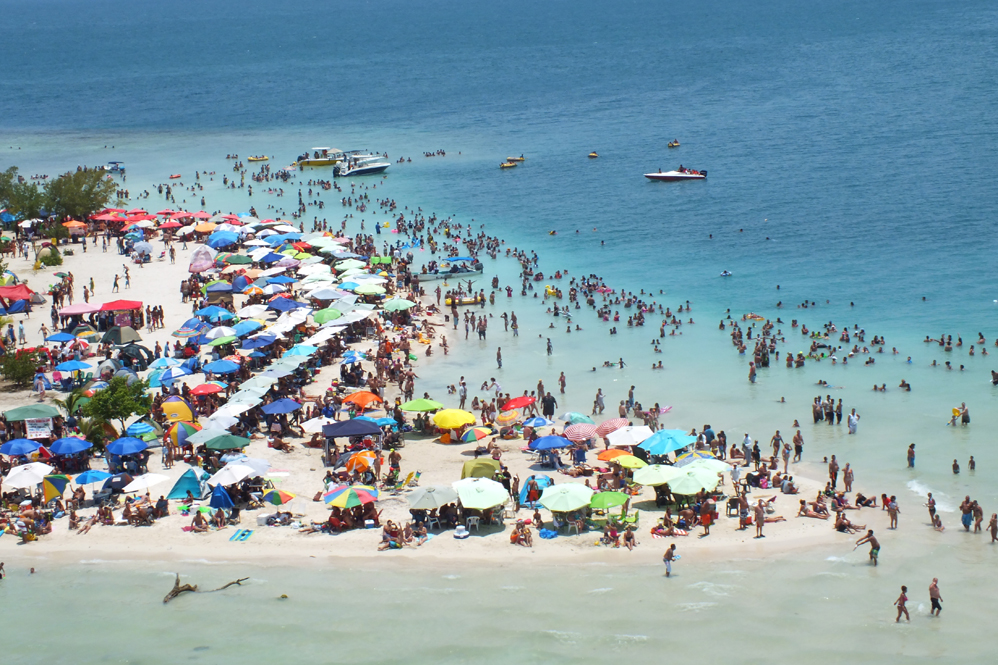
4,0,998,660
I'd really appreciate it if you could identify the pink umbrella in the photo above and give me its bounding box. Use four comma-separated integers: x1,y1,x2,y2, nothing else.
595,418,629,437
59,303,102,316
170,211,192,219
564,423,598,442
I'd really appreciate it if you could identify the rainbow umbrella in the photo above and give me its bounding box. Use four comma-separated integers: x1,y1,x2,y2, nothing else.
322,484,379,508
674,450,717,467
495,410,519,426
42,474,71,503
262,489,296,505
461,427,494,442
168,421,202,446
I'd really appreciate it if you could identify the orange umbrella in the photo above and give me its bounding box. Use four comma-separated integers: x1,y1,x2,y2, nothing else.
344,450,376,473
342,391,383,409
194,222,217,233
62,220,87,228
597,449,631,462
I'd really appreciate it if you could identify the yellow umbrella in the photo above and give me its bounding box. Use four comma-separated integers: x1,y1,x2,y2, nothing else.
194,222,217,233
433,409,477,429
495,410,518,426
613,455,648,469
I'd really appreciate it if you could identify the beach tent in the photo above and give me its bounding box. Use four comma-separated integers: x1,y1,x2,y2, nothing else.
161,396,195,423
519,475,553,506
461,458,501,480
167,468,209,500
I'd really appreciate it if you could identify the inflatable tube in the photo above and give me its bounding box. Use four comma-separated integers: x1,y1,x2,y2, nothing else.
169,174,181,179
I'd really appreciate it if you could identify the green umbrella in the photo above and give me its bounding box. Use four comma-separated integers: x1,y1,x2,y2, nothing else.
226,254,253,265
399,398,443,412
355,284,386,296
589,491,629,511
382,298,416,312
632,464,686,487
370,256,393,265
453,478,508,510
540,483,594,512
668,468,722,496
685,458,731,474
4,403,61,421
313,308,342,324
335,259,367,271
207,336,238,346
560,412,595,424
204,434,251,450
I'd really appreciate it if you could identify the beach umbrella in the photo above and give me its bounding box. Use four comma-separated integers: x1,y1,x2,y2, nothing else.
148,357,181,369
237,304,271,318
312,308,342,324
209,485,235,509
159,366,192,384
406,485,459,511
632,464,686,487
107,437,148,456
590,491,629,511
262,489,296,506
172,326,203,339
522,417,553,428
221,456,270,476
261,398,303,415
204,433,250,450
205,326,238,340
612,455,647,469
323,484,379,508
0,438,41,456
42,474,71,502
125,422,155,436
168,421,202,446
123,473,169,493
433,409,476,429
638,429,697,457
667,468,722,496
302,416,336,434
502,396,536,410
343,450,377,473
203,359,240,374
559,412,594,425
597,449,632,462
529,435,572,451
195,305,235,321
564,423,598,442
283,344,318,356
453,477,507,510
232,320,263,337
4,462,55,489
382,298,416,312
354,283,386,296
207,336,238,347
675,450,718,466
190,383,224,396
606,426,654,448
55,360,92,372
241,334,278,350
596,418,630,437
75,470,112,486
540,483,594,513
342,391,382,409
45,332,76,343
49,437,92,455
685,458,731,474
495,411,519,426
207,464,256,486
461,426,494,442
399,398,443,412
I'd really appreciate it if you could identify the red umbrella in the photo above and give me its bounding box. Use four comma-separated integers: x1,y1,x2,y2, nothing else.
126,208,148,215
191,211,211,219
190,383,224,396
595,418,629,437
170,211,192,219
102,208,126,214
565,423,598,442
502,395,536,410
156,209,176,216
159,220,182,229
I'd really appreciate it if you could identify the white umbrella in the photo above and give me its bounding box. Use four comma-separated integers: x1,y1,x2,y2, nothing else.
259,266,288,277
176,225,196,236
237,304,270,318
123,473,169,493
607,426,654,448
205,326,238,340
134,220,155,228
208,464,256,487
452,477,508,510
243,239,271,246
273,224,299,233
302,416,336,434
202,413,240,430
4,462,54,489
304,327,345,345
297,264,331,276
261,284,286,295
228,457,270,476
407,485,459,510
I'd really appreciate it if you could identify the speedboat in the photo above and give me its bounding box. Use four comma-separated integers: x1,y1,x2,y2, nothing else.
644,168,706,182
102,161,125,174
296,147,343,168
720,270,732,277
414,258,484,282
333,155,390,177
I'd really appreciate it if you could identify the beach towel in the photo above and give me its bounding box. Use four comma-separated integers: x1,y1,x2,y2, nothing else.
229,529,254,542
539,528,558,539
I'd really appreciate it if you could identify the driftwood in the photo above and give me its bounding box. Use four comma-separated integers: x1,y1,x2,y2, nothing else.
163,574,250,604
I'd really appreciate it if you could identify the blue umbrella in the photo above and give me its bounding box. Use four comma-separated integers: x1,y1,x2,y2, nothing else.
195,306,235,321
209,485,234,509
206,282,233,293
126,422,155,436
268,299,309,312
75,470,112,486
529,435,572,451
522,417,554,428
259,253,285,264
55,360,92,372
248,351,267,358
148,357,181,369
160,366,192,384
241,334,276,349
0,438,41,456
180,317,211,331
107,437,149,456
283,345,318,357
46,332,76,343
339,282,360,291
50,437,93,455
203,359,240,374
261,398,303,414
266,275,297,284
232,320,263,337
232,275,250,291
264,235,288,246
206,231,239,249
638,429,697,456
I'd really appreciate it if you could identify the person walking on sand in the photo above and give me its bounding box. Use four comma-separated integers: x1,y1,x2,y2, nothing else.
929,578,942,616
856,530,880,566
754,499,766,538
112,274,120,293
895,586,910,622
663,544,677,577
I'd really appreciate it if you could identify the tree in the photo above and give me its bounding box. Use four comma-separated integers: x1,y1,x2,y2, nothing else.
0,166,18,205
79,376,152,434
7,181,46,220
53,388,90,417
44,169,118,221
0,349,40,388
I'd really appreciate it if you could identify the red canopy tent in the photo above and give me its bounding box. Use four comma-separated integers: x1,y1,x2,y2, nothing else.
99,299,143,312
0,284,36,310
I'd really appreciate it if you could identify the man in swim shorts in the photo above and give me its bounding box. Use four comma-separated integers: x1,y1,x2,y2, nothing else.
856,530,880,566
929,578,943,616
663,544,676,578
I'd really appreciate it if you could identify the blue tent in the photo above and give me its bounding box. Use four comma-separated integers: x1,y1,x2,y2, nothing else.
519,475,553,507
46,332,76,343
206,282,233,293
232,275,250,291
322,419,382,438
167,467,209,500
209,484,234,509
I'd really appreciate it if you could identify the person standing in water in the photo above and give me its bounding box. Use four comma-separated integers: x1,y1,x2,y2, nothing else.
929,578,943,617
663,543,677,577
856,530,880,566
907,443,916,468
895,586,910,622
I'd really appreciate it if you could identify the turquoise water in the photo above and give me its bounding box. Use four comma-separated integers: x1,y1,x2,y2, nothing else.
4,0,998,660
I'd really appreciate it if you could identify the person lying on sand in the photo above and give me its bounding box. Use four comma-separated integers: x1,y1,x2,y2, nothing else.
798,500,828,519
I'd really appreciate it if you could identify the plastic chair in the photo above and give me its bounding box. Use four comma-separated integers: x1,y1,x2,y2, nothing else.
427,515,441,530
466,516,480,532
565,522,580,535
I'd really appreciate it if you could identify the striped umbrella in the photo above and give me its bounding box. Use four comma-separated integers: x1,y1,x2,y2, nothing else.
495,410,519,426
344,450,377,473
461,426,494,442
168,421,202,447
42,474,71,503
564,423,598,442
322,484,379,508
674,450,717,467
172,327,202,338
595,418,629,437
262,489,296,505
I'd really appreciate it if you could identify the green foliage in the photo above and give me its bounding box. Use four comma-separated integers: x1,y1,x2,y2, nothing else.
0,167,19,206
7,181,46,220
39,246,63,266
75,417,107,452
53,388,90,417
44,223,70,243
0,349,40,388
79,375,152,431
43,169,118,221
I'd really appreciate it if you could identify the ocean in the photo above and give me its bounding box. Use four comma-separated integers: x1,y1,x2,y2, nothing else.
3,0,998,661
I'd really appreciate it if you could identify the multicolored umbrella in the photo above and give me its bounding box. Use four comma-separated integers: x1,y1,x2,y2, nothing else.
564,423,598,442
42,474,71,503
495,410,519,426
674,450,717,465
323,484,379,508
595,418,629,437
168,421,202,447
343,450,377,473
261,489,296,505
461,426,494,442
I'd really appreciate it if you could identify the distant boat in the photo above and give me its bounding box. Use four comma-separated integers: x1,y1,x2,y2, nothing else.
644,168,706,182
668,141,680,148
507,155,525,162
247,156,269,162
500,161,517,169
588,152,599,158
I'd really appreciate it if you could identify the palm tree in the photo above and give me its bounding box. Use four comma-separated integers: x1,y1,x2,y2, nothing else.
52,388,88,418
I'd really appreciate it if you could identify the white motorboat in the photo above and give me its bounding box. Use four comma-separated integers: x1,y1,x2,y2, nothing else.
644,168,706,182
334,154,390,177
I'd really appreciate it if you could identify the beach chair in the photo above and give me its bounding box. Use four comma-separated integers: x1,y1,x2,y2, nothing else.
622,510,639,526
466,516,480,532
408,471,421,487
726,498,740,517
